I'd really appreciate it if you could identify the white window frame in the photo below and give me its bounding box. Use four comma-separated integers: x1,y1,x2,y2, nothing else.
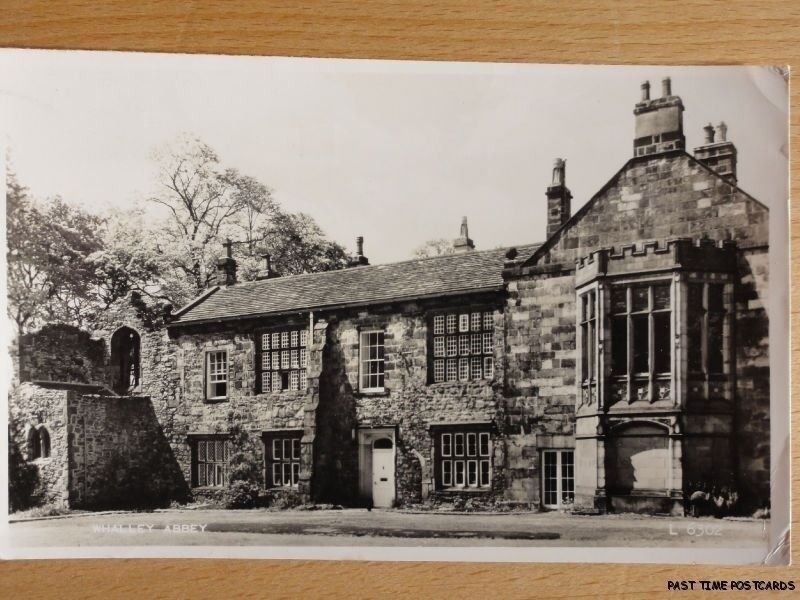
206,350,228,400
359,329,386,393
541,449,575,509
437,429,492,490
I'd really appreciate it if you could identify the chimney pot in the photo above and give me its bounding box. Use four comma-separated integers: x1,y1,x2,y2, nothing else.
453,217,475,252
351,236,369,266
662,77,672,97
641,80,651,101
703,123,716,144
216,239,238,285
717,121,728,142
545,158,572,238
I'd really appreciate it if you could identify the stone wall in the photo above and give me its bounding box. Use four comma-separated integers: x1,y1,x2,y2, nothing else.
8,383,70,506
17,324,106,385
66,394,189,508
505,152,770,511
168,293,510,508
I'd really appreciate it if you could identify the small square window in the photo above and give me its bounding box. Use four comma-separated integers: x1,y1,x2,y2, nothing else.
467,432,477,456
446,314,457,334
262,333,270,350
290,330,299,347
483,311,494,330
470,356,482,379
299,370,307,390
454,433,464,456
458,358,469,381
434,337,445,357
483,357,494,379
459,335,470,355
446,337,458,357
482,333,493,354
446,359,458,382
441,433,452,457
433,315,445,335
442,461,453,486
281,331,290,348
471,334,482,355
433,359,445,383
471,312,482,332
299,329,308,347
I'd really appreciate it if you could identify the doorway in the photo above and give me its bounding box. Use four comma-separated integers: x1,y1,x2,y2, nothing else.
371,437,395,508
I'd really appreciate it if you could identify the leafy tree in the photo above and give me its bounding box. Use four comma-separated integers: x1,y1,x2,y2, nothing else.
147,135,349,305
412,238,456,259
6,172,105,333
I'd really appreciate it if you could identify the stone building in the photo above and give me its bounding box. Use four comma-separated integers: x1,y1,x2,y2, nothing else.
9,78,770,514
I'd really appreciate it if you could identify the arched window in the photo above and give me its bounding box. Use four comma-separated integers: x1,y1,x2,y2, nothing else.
110,326,141,394
373,438,393,449
28,426,51,460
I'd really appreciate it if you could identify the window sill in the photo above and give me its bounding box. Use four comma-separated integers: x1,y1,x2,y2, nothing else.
427,380,495,389
204,397,229,404
356,389,389,397
436,487,491,494
191,486,228,491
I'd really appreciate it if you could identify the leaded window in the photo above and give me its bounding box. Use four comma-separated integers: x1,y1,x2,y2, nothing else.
193,438,229,487
431,310,495,383
260,328,308,392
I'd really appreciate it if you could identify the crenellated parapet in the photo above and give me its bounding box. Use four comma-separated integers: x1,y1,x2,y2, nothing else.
575,237,737,286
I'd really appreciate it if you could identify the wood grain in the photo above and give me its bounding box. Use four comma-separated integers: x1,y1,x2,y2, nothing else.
0,1,798,597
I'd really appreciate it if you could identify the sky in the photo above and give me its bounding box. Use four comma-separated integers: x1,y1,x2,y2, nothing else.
0,51,788,264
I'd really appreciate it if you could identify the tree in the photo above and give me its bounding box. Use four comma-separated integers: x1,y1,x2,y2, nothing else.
147,135,349,305
412,238,456,259
6,171,105,334
87,207,166,308
148,135,240,295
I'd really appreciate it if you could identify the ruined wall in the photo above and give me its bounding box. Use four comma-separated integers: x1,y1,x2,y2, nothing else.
67,394,189,508
8,383,70,506
17,324,106,384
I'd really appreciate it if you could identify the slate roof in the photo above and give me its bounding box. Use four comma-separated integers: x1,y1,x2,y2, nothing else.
170,243,540,326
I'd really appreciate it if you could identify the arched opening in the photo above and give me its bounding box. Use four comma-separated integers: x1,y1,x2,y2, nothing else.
27,426,51,460
110,326,141,394
373,437,393,449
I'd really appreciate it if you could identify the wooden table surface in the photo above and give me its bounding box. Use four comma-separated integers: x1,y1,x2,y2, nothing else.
1,1,798,597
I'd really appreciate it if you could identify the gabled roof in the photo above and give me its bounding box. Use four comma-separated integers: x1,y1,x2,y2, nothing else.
170,243,541,326
524,150,768,267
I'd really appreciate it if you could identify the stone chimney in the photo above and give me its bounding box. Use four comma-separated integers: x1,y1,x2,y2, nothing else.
216,238,237,286
255,253,278,281
633,76,685,157
693,121,737,184
453,216,475,252
351,236,369,266
546,158,572,238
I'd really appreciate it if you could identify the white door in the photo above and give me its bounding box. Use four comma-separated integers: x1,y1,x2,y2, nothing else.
372,438,395,508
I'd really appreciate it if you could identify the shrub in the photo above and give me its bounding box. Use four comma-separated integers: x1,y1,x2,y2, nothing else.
224,424,263,509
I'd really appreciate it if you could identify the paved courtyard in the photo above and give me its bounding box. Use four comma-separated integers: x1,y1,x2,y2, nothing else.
7,509,770,548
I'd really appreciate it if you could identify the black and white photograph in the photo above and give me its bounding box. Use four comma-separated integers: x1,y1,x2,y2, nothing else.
0,51,789,563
